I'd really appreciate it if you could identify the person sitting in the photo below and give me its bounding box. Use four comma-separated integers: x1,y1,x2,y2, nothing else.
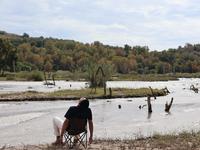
52,97,93,145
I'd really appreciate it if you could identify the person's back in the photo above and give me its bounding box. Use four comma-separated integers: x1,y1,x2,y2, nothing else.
52,98,93,145
65,106,92,120
65,106,92,135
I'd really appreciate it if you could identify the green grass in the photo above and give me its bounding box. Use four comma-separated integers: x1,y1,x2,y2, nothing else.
113,73,178,81
1,71,200,81
113,72,200,81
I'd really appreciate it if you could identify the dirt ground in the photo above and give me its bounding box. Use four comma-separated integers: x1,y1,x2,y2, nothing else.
2,131,200,150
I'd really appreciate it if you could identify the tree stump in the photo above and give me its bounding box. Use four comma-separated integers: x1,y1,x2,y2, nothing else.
147,96,152,113
165,97,173,112
109,88,112,97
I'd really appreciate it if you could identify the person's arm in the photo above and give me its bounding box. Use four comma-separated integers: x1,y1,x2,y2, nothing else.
59,118,69,142
88,119,93,144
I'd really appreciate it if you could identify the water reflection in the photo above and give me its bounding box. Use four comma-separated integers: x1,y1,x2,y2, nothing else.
147,112,152,119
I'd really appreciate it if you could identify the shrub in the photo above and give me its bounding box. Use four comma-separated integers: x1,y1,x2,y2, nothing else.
6,74,16,80
27,71,43,81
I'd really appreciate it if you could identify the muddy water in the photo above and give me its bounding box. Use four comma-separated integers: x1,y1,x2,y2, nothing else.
0,78,200,146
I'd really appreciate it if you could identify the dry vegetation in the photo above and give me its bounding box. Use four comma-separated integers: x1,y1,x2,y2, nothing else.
2,131,200,150
0,87,166,101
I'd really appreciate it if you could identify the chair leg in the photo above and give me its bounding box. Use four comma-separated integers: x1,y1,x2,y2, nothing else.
64,132,87,149
64,134,73,149
77,132,87,149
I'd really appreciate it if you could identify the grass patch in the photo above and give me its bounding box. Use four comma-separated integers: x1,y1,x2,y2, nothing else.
0,87,166,101
0,71,43,81
0,70,200,81
113,73,178,81
1,71,200,81
48,87,166,98
114,72,200,81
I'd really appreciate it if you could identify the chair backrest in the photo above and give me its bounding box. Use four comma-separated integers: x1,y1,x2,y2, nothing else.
67,118,87,135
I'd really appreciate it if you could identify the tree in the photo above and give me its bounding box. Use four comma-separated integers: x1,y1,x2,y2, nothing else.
124,44,131,57
60,55,73,71
112,56,130,74
23,33,29,38
7,48,17,72
0,39,16,75
44,61,53,72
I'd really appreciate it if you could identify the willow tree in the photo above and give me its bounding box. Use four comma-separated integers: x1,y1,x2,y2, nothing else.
86,62,114,95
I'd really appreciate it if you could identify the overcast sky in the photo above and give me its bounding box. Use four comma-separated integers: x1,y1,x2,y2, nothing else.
0,0,200,51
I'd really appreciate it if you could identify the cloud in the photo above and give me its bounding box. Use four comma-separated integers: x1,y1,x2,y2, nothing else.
0,0,200,50
166,0,189,6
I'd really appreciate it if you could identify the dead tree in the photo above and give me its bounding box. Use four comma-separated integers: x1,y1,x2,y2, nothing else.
147,96,152,113
90,66,106,95
43,72,56,87
52,74,55,86
165,97,173,112
44,71,48,86
109,87,112,97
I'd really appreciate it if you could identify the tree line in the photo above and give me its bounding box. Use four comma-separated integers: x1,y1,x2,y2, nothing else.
1,31,200,76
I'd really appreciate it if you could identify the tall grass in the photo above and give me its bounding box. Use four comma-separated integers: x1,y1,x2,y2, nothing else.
2,71,200,81
16,71,43,81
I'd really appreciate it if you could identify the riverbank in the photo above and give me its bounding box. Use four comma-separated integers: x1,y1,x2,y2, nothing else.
2,131,200,150
0,87,167,101
1,71,200,82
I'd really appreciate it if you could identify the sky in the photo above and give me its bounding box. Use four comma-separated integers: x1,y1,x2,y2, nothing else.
0,0,200,51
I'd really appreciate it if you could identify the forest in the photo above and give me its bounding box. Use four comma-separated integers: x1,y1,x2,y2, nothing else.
1,30,200,77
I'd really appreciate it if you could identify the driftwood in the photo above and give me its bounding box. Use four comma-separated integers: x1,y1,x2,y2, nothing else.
165,97,173,112
139,104,147,109
163,87,170,94
190,85,198,93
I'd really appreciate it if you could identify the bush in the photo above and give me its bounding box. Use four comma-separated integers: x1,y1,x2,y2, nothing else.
6,74,16,80
27,71,43,81
6,76,16,80
54,70,72,80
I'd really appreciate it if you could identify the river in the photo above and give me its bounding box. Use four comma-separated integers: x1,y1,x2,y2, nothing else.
0,78,200,146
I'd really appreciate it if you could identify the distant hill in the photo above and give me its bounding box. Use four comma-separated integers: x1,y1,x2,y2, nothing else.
0,30,23,39
0,30,200,75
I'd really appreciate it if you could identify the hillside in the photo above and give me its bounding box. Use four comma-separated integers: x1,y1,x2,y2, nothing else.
1,30,200,77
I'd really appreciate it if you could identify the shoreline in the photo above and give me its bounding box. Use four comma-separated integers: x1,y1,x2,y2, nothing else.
0,94,163,102
2,131,200,150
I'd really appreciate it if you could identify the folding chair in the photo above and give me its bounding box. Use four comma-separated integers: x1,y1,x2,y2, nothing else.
64,118,87,149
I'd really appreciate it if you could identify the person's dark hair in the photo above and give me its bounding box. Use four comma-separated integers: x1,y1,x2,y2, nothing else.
79,98,89,109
